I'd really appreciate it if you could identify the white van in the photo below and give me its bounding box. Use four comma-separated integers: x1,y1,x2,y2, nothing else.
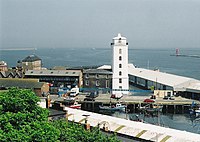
69,87,79,97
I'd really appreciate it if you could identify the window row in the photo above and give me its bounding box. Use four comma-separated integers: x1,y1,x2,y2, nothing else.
85,80,109,88
85,74,109,78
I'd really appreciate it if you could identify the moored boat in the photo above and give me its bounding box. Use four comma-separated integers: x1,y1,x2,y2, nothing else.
99,103,126,111
69,101,81,109
189,101,200,117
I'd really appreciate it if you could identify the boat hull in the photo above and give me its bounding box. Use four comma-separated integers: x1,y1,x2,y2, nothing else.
99,106,126,111
69,104,81,109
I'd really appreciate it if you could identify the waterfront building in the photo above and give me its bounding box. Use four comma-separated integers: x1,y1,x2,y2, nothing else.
111,33,129,96
83,69,112,93
22,54,42,71
25,69,82,94
128,65,200,100
0,61,8,71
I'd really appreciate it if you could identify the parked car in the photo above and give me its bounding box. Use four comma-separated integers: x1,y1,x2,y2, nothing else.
110,93,123,99
143,98,155,103
163,96,175,100
84,91,98,101
86,92,99,98
84,97,95,101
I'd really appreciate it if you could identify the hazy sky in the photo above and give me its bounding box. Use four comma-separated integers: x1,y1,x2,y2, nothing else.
1,0,200,49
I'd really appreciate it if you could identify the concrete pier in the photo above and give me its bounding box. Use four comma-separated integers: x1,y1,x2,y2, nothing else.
76,94,197,113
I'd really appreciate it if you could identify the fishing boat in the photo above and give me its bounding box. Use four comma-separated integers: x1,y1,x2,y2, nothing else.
138,103,163,117
99,103,126,111
146,104,163,113
189,101,200,117
69,101,81,109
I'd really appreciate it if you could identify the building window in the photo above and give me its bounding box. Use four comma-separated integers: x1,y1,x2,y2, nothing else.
96,80,100,86
119,56,122,61
119,78,122,83
119,71,122,76
119,64,122,68
119,86,122,89
86,80,89,86
86,74,89,78
119,49,122,54
118,38,122,43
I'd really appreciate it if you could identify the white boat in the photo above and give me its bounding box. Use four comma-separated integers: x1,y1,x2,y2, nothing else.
195,109,200,117
99,103,126,111
69,101,81,109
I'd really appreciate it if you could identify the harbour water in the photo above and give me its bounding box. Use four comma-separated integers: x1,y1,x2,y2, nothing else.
1,47,200,80
1,47,200,134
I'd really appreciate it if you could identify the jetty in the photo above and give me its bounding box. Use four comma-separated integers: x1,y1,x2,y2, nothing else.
73,94,197,114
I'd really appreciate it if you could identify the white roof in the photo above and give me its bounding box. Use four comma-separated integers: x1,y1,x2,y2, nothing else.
128,66,200,92
97,65,112,70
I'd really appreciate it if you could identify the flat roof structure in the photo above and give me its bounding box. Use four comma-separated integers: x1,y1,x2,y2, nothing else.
128,64,200,93
25,70,81,77
83,69,112,74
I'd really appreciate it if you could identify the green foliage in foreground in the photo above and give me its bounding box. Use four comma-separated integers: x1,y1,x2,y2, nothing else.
0,88,120,142
52,119,120,142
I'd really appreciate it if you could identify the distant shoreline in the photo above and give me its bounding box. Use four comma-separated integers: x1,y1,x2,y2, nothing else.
0,48,37,51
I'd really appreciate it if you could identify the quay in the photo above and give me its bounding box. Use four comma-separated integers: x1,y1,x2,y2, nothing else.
74,94,198,113
64,107,200,142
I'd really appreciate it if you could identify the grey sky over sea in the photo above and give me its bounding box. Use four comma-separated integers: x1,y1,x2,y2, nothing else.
1,0,200,49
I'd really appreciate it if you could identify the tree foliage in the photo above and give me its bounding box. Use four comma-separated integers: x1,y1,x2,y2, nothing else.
0,88,58,141
0,88,120,142
52,120,120,142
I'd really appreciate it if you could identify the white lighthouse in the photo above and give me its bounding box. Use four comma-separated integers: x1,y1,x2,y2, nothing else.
111,33,129,97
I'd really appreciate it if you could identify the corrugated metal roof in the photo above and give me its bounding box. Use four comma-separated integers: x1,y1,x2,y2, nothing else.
25,70,81,76
128,66,200,91
0,78,45,89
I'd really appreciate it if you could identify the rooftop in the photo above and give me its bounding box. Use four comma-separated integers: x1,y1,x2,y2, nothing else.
22,54,41,62
0,78,46,89
128,65,200,92
25,69,81,76
113,33,126,40
83,69,112,74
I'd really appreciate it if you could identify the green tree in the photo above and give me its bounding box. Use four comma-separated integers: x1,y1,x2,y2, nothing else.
0,88,120,142
52,120,120,142
0,88,59,141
